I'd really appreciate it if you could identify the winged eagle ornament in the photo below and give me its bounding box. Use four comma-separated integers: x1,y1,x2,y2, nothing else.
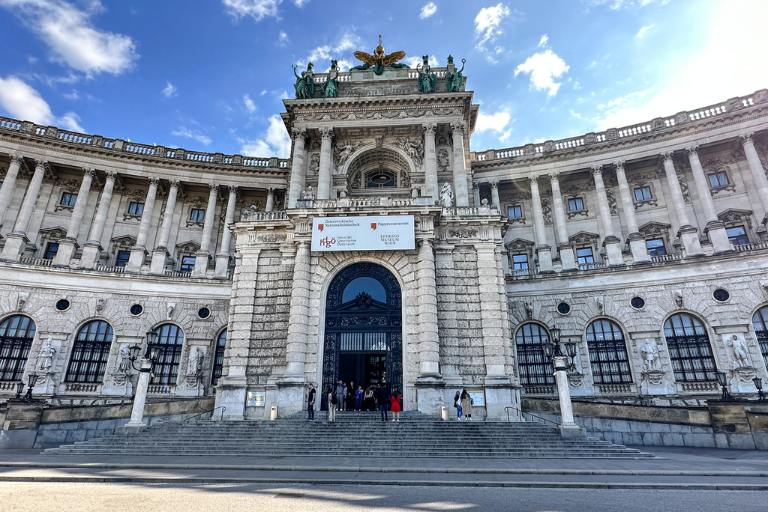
351,35,409,75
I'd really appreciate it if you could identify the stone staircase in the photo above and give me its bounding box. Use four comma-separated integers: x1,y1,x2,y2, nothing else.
45,412,652,458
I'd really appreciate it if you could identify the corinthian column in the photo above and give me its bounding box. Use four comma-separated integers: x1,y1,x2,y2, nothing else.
192,184,218,277
286,128,307,208
317,127,333,200
214,186,238,278
687,147,732,253
741,134,768,224
529,176,553,272
423,123,439,202
284,241,311,380
592,166,624,266
53,168,94,266
662,154,703,256
126,177,159,272
549,174,576,270
450,122,469,207
0,153,23,230
1,160,46,262
150,180,180,274
614,162,649,264
80,171,116,269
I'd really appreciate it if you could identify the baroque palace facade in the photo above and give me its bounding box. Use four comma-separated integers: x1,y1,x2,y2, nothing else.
1,43,768,420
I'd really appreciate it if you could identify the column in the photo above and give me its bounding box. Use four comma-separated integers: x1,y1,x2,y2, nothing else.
80,172,117,269
284,241,310,379
614,162,649,264
554,355,583,438
265,188,275,212
149,180,180,274
125,357,152,428
687,147,732,253
490,180,501,210
317,127,333,200
0,160,46,262
592,166,624,266
423,123,439,202
0,153,22,230
417,239,441,379
476,243,508,380
126,177,159,272
192,184,218,277
53,168,94,266
742,134,768,224
529,176,553,272
450,122,470,207
472,183,481,207
214,186,238,278
549,174,576,270
662,154,703,256
286,128,307,208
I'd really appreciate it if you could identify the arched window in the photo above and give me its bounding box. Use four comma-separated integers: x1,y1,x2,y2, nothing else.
515,323,555,387
752,306,768,363
65,320,114,383
149,324,184,386
211,329,227,385
585,319,633,384
0,315,36,381
663,313,718,382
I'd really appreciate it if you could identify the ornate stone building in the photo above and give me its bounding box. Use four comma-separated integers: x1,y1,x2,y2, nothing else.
1,44,768,420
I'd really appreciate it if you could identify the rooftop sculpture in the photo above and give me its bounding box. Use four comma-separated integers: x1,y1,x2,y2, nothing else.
350,35,409,75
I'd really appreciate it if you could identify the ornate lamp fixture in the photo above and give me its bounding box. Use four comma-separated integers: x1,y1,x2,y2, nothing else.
753,377,765,401
716,371,732,401
15,380,24,400
24,373,38,401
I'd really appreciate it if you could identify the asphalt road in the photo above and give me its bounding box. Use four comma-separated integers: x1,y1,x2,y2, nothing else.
1,481,766,512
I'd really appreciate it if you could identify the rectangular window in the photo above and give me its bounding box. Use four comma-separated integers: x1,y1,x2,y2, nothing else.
179,255,196,272
707,171,729,189
115,249,131,267
507,205,523,220
43,242,59,260
645,238,667,257
60,191,77,207
567,197,585,212
189,208,206,223
512,253,529,271
726,225,749,246
575,246,594,264
633,186,653,202
128,201,144,216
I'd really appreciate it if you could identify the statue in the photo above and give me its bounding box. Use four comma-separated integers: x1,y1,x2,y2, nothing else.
730,335,752,368
187,347,202,378
350,35,408,75
335,143,357,167
397,138,423,167
325,59,339,98
640,339,660,372
417,55,437,93
293,62,316,99
445,55,466,92
437,148,450,169
440,182,454,208
117,345,132,374
38,337,56,371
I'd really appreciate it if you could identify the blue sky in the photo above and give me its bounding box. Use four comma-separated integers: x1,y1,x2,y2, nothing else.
0,0,766,158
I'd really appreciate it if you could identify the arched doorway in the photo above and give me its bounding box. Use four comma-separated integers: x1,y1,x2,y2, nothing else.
322,262,402,409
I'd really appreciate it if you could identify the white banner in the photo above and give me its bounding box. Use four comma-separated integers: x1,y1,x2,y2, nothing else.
311,215,415,252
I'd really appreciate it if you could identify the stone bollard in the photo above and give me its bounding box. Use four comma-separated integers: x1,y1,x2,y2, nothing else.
270,405,278,421
440,405,449,421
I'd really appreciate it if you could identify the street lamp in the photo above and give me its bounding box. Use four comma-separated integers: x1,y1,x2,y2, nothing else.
15,380,24,400
24,373,38,401
753,377,765,401
542,326,583,439
716,371,732,401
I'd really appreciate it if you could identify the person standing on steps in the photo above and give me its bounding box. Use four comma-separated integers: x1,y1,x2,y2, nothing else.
454,390,463,421
307,383,316,421
460,389,473,421
390,388,402,422
354,385,364,412
327,387,337,422
335,380,346,412
364,386,375,411
375,383,390,422
347,381,355,412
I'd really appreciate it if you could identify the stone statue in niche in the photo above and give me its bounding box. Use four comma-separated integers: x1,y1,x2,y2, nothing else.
116,344,132,374
525,302,533,320
640,339,661,372
397,138,423,167
310,152,320,174
674,291,684,308
437,148,450,170
38,338,56,371
439,182,454,208
167,302,176,319
187,347,203,378
335,142,357,168
728,334,752,368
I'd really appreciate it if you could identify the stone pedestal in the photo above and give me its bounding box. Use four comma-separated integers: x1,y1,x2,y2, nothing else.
415,376,446,417
558,245,577,271
276,380,305,417
149,248,169,275
706,221,733,254
192,253,210,277
603,236,625,266
126,247,147,273
214,375,247,420
79,242,102,269
52,238,78,267
679,226,704,257
214,253,231,278
536,246,554,272
126,359,151,428
484,378,520,420
628,233,650,264
0,232,28,262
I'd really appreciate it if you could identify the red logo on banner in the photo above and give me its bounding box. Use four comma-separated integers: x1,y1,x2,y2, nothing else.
317,223,324,231
370,223,377,230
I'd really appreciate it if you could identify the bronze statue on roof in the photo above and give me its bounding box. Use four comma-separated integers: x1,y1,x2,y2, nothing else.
351,35,409,75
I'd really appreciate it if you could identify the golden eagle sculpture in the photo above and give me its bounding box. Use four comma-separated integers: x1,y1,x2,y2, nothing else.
351,35,409,75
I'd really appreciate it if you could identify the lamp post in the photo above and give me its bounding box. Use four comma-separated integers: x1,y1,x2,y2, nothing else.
125,331,159,429
24,373,39,401
716,371,732,401
15,380,24,400
542,328,583,439
753,377,765,401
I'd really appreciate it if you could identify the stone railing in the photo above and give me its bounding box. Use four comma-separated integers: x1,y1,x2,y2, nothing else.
595,383,635,395
94,264,126,274
441,206,501,217
19,257,51,267
472,89,766,164
240,209,289,222
680,381,720,393
0,116,290,171
0,381,18,391
64,383,100,393
523,385,556,395
147,384,176,395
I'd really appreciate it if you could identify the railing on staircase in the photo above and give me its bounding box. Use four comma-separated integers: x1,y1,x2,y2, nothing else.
182,405,226,423
504,405,561,428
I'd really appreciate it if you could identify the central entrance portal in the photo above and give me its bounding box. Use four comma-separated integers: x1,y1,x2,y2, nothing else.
322,262,402,409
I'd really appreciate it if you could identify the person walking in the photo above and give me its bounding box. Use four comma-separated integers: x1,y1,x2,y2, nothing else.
307,383,316,421
460,389,473,421
354,385,364,412
327,387,337,422
454,390,463,421
335,380,346,412
390,388,402,422
375,384,390,422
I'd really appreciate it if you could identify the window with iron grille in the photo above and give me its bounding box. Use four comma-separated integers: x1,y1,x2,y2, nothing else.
585,319,633,384
189,208,206,223
515,323,554,386
726,225,749,246
507,205,523,220
0,315,35,381
567,197,585,212
663,313,718,382
211,329,227,385
576,246,594,264
127,201,144,216
707,170,729,189
179,255,196,272
512,253,529,271
43,242,59,260
645,238,667,257
60,191,77,207
633,186,652,202
753,306,768,365
65,320,113,383
149,323,184,386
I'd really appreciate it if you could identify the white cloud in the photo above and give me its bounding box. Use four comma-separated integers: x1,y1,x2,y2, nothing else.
62,89,79,100
172,126,212,146
634,23,655,40
419,2,437,19
588,0,669,10
0,0,137,76
58,111,84,132
239,114,291,157
514,48,570,96
474,110,513,141
277,30,289,46
405,55,438,68
243,94,256,113
474,3,511,56
0,75,85,131
301,33,360,71
161,81,177,98
538,34,549,47
293,0,308,6
222,0,280,21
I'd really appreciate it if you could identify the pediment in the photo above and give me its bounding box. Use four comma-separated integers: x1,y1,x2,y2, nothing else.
505,238,535,251
111,234,137,247
38,226,67,239
568,231,600,244
175,240,201,253
638,221,671,236
717,208,753,224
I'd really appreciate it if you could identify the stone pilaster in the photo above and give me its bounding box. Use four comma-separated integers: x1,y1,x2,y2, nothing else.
53,167,94,267
316,127,333,200
126,177,159,272
423,123,439,202
193,184,218,277
416,239,440,378
529,175,553,272
1,160,46,262
149,180,180,275
614,161,650,264
214,186,238,278
662,154,703,256
687,147,732,253
286,128,307,208
283,240,311,380
592,166,624,266
472,183,481,208
80,171,117,269
549,173,576,271
476,243,508,380
0,153,22,230
450,122,469,207
265,188,275,212
742,134,768,224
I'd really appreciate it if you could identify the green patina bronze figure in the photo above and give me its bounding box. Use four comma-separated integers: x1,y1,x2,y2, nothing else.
350,35,408,75
417,55,437,93
293,62,315,99
324,60,339,98
445,55,466,93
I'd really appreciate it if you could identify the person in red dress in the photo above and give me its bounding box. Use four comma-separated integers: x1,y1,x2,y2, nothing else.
390,388,402,422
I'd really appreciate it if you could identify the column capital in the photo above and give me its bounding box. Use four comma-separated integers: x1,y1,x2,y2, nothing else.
741,133,755,145
319,127,334,139
591,166,603,176
614,160,625,171
82,167,96,177
661,152,674,162
9,152,24,165
450,121,466,134
548,172,560,183
169,179,181,188
291,127,307,140
528,175,540,186
34,160,49,171
423,122,437,134
208,183,219,192
148,176,160,186
686,145,700,156
226,184,238,193
490,180,498,190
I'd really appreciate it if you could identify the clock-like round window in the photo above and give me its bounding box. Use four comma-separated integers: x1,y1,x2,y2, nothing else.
366,170,395,188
